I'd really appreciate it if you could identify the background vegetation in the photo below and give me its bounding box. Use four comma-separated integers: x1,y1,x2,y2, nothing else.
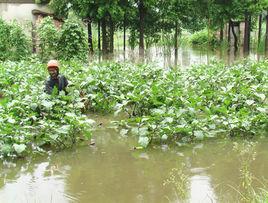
47,0,268,55
0,19,30,61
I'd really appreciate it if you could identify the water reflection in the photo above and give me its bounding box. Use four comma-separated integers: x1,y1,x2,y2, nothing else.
0,162,72,203
91,46,266,69
189,175,216,203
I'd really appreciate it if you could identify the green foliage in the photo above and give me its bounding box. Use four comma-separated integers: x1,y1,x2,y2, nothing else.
58,14,88,61
0,18,30,61
0,60,94,158
190,29,219,48
1,59,268,157
48,0,268,51
129,29,139,49
37,15,88,61
79,60,268,147
37,17,59,61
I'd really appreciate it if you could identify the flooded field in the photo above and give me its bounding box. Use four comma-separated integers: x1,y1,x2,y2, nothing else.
92,46,266,69
1,2,268,202
1,115,268,203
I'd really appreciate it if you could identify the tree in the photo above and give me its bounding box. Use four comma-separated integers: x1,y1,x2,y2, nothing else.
158,0,203,56
50,0,98,53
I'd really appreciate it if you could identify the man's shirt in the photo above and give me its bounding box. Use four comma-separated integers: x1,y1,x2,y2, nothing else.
45,74,68,95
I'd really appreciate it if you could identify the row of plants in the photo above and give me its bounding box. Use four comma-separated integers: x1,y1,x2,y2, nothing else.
78,60,268,147
0,59,267,157
0,60,94,158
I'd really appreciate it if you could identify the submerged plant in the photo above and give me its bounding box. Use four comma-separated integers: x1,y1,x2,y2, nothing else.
232,141,268,202
163,164,189,200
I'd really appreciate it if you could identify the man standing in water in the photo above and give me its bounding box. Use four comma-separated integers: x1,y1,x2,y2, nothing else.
45,60,68,95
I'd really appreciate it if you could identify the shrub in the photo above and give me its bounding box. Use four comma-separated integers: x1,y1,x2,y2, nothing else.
190,29,219,47
58,14,88,61
37,17,59,61
0,18,31,61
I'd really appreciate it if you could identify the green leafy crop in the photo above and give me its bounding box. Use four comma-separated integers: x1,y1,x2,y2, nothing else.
0,60,94,158
79,60,268,147
58,14,88,61
1,59,267,157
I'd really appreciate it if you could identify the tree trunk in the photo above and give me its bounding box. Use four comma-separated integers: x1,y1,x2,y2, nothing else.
265,10,268,55
174,21,178,57
258,14,262,47
123,13,126,51
109,14,114,53
243,12,251,54
220,25,224,43
31,22,36,53
87,19,93,53
101,17,108,54
230,21,238,52
207,18,210,46
98,20,101,51
228,20,231,46
138,0,145,58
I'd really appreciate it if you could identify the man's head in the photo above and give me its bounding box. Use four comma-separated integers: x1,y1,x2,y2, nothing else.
47,60,59,79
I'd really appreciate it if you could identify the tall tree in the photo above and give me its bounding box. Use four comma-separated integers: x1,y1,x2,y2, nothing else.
258,14,262,47
265,10,268,55
158,0,200,58
138,0,145,57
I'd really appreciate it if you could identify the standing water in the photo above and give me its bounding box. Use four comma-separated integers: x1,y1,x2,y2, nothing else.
92,46,266,69
1,115,268,203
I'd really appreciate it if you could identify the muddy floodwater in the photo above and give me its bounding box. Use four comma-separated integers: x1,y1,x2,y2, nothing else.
1,114,268,203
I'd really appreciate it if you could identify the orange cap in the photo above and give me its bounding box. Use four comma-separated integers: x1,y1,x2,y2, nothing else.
47,60,59,69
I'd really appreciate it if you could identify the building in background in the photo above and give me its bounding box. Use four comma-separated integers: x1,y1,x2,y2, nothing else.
0,0,62,52
0,0,49,24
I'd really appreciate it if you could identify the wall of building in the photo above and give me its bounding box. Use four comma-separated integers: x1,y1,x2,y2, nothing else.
0,3,49,23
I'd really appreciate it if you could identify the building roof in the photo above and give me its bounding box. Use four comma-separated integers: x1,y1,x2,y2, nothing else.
32,9,63,22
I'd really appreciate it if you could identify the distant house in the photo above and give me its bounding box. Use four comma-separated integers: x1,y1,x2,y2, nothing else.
0,0,63,52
